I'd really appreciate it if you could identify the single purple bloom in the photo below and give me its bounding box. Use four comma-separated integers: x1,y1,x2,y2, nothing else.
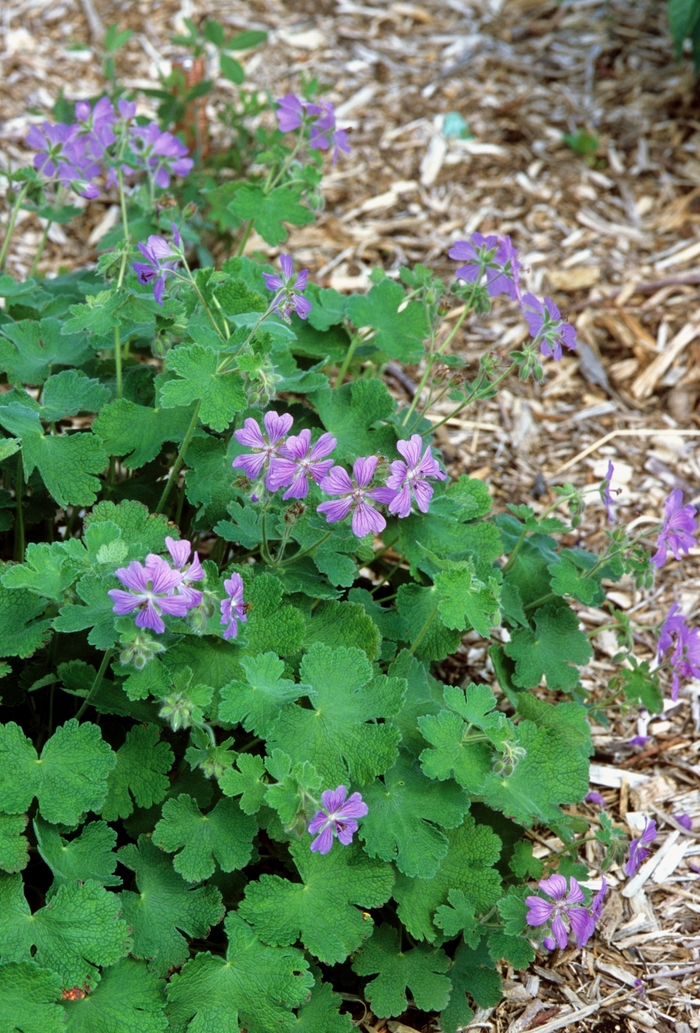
601,460,616,522
129,122,193,187
628,735,649,748
573,877,608,949
118,99,137,120
263,254,312,321
657,602,700,701
73,96,116,157
651,489,698,568
522,293,577,360
306,100,351,163
220,573,247,640
493,234,522,301
525,874,588,950
449,232,520,300
624,817,657,877
308,785,368,854
385,434,446,518
586,790,607,808
276,93,305,134
132,225,181,305
165,535,204,607
674,812,693,830
26,122,75,178
267,429,337,499
318,456,391,538
108,556,189,634
232,410,294,485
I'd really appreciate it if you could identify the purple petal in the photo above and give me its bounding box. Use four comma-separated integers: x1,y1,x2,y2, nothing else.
235,418,266,450
388,485,413,519
310,825,334,854
279,254,294,281
263,273,284,292
351,500,385,538
551,914,569,950
336,819,359,845
166,536,191,569
352,455,379,488
539,874,567,901
320,466,354,496
263,410,294,444
337,791,368,820
135,603,165,634
397,435,423,469
412,479,434,514
317,497,353,524
233,452,268,479
108,589,143,615
525,896,553,927
321,786,348,812
115,561,149,592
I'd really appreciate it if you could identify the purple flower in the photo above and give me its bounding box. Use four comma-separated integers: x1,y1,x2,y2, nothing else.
165,535,204,607
522,293,577,361
318,456,392,538
601,461,616,522
108,556,190,634
232,411,294,486
628,735,650,748
674,812,693,830
275,94,351,163
220,573,247,640
624,817,657,877
308,785,368,854
129,122,193,187
276,93,305,133
267,429,337,499
132,224,182,305
448,232,521,301
385,434,446,518
657,602,700,701
525,874,592,950
586,790,607,808
25,121,100,199
73,97,116,158
651,489,698,568
263,254,312,321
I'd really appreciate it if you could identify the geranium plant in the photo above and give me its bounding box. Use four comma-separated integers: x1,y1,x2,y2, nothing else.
0,74,691,1032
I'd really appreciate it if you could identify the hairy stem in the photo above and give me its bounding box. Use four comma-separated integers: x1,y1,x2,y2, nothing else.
75,648,113,720
0,182,30,272
156,402,201,515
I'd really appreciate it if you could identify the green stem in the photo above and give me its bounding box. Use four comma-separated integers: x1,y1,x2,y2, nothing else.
14,453,24,562
260,511,274,564
334,334,361,388
0,182,30,272
75,648,113,720
156,402,201,515
235,220,253,257
28,220,52,278
523,592,556,613
278,530,333,566
408,603,439,655
113,325,123,400
402,296,473,427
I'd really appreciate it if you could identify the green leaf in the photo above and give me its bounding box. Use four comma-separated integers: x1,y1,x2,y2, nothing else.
220,52,244,83
93,398,197,468
219,652,310,737
352,923,451,1018
504,603,592,690
386,650,443,756
433,889,481,944
160,345,247,432
393,818,502,942
34,817,121,893
360,751,470,879
304,599,380,660
346,279,429,362
0,875,131,988
219,753,267,814
487,929,534,970
0,719,116,825
311,379,396,462
0,582,52,658
153,794,257,882
83,500,173,554
508,840,544,880
440,939,501,1033
166,912,313,1033
40,370,110,421
292,981,353,1033
669,0,700,56
62,958,167,1033
267,643,404,786
497,887,529,936
434,562,501,637
2,542,81,601
104,23,134,50
228,185,315,246
0,317,92,384
100,725,174,821
397,584,462,661
0,962,64,1033
53,572,119,649
0,403,107,507
118,836,224,976
547,548,606,606
0,437,20,462
0,813,29,873
226,28,267,49
616,659,663,713
239,841,394,965
263,752,323,827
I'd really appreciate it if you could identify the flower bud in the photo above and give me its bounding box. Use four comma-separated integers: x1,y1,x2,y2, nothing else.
119,630,167,670
159,692,196,731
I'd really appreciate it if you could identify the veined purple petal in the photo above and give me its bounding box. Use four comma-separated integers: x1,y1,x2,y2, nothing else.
263,273,284,292
317,497,353,524
351,499,385,537
396,435,423,469
310,824,334,854
336,819,359,845
280,253,295,280
525,896,553,926
107,589,143,615
353,455,379,488
320,466,354,496
539,874,568,901
165,536,192,569
235,418,267,449
115,560,150,593
320,786,348,812
135,603,165,634
551,914,569,950
263,410,294,443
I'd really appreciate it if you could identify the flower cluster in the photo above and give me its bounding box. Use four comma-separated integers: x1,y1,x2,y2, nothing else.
624,817,656,877
449,233,577,362
233,413,446,537
26,97,193,201
651,488,698,568
308,785,368,854
526,874,607,951
108,536,203,634
657,603,700,701
276,93,351,163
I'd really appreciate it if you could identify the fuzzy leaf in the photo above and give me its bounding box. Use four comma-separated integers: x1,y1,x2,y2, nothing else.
40,370,110,421
440,939,501,1033
0,875,131,988
393,819,502,942
263,752,323,827
292,981,353,1033
101,725,174,821
0,317,92,384
219,653,309,737
62,958,167,1033
53,572,120,649
219,754,267,814
434,564,501,637
0,962,64,1033
386,650,443,756
418,710,491,794
346,278,429,362
166,912,313,1033
487,930,534,970
311,379,397,462
228,185,315,246
239,841,394,965
153,794,257,882
360,751,470,879
160,345,247,431
266,643,405,786
0,813,29,873
504,603,592,690
93,398,197,468
34,817,121,893
0,719,116,825
2,542,81,601
83,500,173,553
118,836,224,976
0,583,52,658
433,889,481,944
304,600,381,660
352,923,451,1018
396,584,462,661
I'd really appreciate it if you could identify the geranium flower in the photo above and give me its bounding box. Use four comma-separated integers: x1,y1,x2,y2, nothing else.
232,411,294,486
522,293,577,360
656,602,700,701
132,224,182,305
263,254,312,321
601,460,616,522
525,874,593,950
267,429,337,499
165,536,204,607
624,817,657,877
220,573,247,640
129,122,194,187
308,786,368,854
449,232,521,300
275,94,351,163
651,489,698,568
108,556,190,634
585,791,606,808
276,93,305,133
385,434,446,518
318,456,394,538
